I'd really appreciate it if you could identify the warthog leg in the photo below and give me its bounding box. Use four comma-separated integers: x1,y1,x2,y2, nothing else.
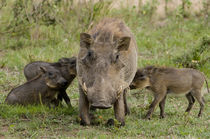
124,88,130,115
191,89,205,117
159,95,167,119
79,84,90,126
57,89,72,107
114,92,125,126
185,92,195,113
145,86,167,119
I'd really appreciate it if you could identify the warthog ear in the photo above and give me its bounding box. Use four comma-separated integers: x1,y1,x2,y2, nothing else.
58,57,68,63
40,66,47,73
117,36,131,51
58,57,70,65
80,33,92,49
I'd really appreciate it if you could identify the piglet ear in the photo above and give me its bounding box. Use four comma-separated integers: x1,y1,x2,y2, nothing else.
80,33,92,49
40,66,47,73
69,57,77,65
144,66,156,76
58,58,70,66
58,57,68,63
116,36,131,51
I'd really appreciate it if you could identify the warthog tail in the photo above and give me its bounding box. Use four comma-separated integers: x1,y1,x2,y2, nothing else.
204,75,209,93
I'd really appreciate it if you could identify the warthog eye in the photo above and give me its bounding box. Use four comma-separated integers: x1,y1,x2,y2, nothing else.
88,51,92,57
48,72,56,78
111,53,125,69
81,50,96,66
87,50,96,60
111,53,120,63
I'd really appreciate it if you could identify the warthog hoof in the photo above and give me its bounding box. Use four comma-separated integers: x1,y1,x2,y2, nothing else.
160,115,165,119
90,106,97,111
144,115,151,120
106,119,125,126
80,119,90,126
125,108,130,116
106,119,114,126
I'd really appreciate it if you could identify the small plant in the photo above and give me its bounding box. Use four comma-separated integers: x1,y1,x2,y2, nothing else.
139,0,158,19
202,0,210,22
176,0,192,18
173,36,210,69
0,0,6,9
164,0,173,16
181,0,192,17
77,0,112,30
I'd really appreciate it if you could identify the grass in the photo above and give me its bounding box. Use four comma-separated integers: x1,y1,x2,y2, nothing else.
0,0,210,138
0,89,210,138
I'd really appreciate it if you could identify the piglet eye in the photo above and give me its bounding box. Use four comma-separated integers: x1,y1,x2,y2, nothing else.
48,72,53,76
48,72,55,78
139,74,146,80
70,61,76,65
116,54,119,61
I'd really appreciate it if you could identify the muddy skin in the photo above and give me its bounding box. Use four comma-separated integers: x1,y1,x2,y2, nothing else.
77,18,138,126
23,57,77,107
130,66,209,119
5,67,68,106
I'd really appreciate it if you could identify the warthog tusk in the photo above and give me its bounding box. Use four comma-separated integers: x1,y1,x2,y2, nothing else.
117,86,123,99
83,82,87,95
46,82,57,88
78,79,88,95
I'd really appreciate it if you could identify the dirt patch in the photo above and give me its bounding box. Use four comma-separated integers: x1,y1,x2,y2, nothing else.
0,50,5,58
0,124,9,138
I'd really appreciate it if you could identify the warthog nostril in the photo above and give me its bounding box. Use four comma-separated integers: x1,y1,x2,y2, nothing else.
129,82,136,89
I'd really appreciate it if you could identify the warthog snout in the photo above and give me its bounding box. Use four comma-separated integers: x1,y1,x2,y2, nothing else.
58,78,68,87
91,100,112,109
82,81,116,109
129,83,136,89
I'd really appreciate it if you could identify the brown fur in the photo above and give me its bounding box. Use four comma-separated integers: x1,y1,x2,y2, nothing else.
77,18,138,126
130,66,209,119
89,18,131,43
24,57,77,107
5,67,67,106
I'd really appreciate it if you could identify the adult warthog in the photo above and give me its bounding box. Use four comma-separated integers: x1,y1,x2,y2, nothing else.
77,18,138,126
